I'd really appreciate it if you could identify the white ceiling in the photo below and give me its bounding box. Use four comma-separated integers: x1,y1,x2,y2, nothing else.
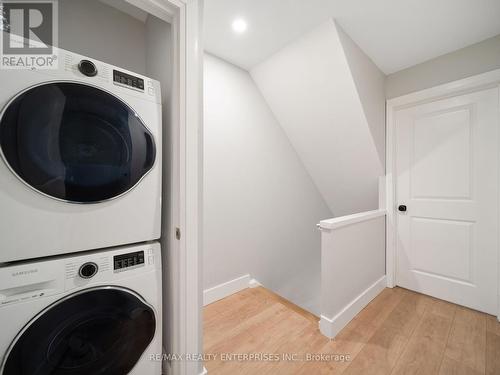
204,0,500,74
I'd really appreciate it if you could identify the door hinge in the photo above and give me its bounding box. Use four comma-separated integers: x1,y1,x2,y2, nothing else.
175,227,181,240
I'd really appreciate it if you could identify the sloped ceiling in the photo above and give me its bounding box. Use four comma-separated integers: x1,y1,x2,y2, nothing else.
251,20,385,216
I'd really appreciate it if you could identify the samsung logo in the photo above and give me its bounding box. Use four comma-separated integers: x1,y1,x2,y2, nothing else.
12,269,38,277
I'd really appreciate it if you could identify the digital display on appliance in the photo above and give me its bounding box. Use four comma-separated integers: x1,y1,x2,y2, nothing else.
114,251,145,270
113,69,144,91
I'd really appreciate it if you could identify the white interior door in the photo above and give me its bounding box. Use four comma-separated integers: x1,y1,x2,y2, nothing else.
395,87,499,314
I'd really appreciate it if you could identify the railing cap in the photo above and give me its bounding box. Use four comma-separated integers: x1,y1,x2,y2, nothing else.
318,209,386,231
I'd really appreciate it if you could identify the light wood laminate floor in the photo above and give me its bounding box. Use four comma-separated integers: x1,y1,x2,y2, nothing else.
204,286,500,374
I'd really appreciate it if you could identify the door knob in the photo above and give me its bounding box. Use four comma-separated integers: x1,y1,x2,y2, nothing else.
398,205,407,212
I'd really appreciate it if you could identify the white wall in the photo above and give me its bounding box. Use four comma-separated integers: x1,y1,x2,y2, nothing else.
204,53,332,314
319,213,386,338
59,0,147,74
386,34,500,99
146,17,172,95
251,20,385,217
337,26,386,166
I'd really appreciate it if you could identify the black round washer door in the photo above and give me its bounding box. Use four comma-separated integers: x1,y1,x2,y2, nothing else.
2,288,156,375
0,82,156,203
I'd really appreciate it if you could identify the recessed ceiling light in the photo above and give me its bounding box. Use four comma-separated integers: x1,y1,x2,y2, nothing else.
232,18,247,34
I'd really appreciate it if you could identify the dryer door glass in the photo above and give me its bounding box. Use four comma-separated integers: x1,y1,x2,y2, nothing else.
2,288,156,375
0,82,156,203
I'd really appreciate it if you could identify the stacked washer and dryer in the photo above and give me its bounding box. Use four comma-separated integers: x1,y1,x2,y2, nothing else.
0,47,163,375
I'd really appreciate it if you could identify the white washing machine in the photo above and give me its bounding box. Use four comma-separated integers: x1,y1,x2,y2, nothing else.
0,46,162,262
0,242,162,375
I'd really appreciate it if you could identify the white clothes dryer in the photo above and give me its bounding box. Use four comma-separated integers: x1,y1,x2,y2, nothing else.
0,47,162,262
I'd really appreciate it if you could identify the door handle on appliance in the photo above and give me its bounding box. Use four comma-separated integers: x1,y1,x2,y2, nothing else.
398,205,407,212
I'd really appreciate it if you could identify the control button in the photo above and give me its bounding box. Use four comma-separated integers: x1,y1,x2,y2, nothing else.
78,60,98,77
78,262,98,279
148,87,154,95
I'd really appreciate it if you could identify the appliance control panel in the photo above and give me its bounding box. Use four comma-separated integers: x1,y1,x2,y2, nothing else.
113,69,145,91
0,245,159,307
113,251,145,272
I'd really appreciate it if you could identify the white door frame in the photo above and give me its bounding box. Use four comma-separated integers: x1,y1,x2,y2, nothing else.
125,1,204,374
385,68,500,319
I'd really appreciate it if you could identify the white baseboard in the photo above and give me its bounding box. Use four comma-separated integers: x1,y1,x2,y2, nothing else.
319,275,386,339
203,274,251,306
248,278,261,288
